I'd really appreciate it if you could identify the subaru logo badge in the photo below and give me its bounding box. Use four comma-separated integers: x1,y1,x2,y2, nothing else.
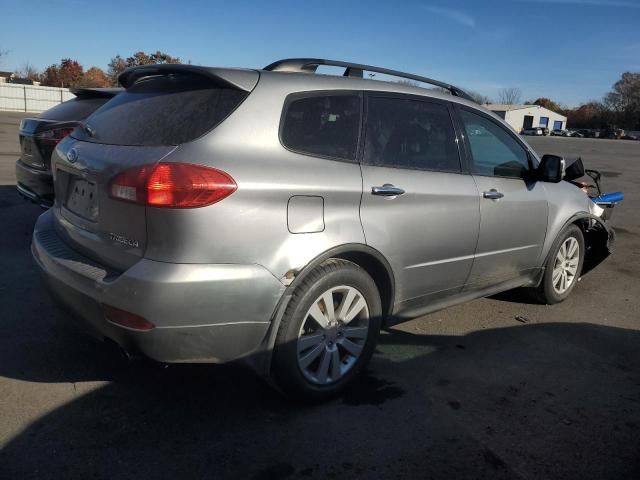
67,148,78,163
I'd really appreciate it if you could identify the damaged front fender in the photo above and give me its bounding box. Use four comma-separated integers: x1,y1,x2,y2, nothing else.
569,212,615,275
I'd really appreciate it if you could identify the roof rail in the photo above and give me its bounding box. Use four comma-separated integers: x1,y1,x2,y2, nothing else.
263,58,474,102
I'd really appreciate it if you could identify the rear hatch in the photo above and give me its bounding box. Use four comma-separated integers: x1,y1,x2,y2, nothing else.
51,66,258,271
20,91,117,170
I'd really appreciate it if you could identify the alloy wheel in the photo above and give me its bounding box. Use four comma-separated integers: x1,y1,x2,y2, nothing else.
552,236,580,294
296,285,370,385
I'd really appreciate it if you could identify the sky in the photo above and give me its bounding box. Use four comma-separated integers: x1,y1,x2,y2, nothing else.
1,0,639,107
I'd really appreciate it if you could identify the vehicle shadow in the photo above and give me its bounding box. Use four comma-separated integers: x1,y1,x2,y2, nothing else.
489,287,539,305
1,321,639,480
490,249,611,305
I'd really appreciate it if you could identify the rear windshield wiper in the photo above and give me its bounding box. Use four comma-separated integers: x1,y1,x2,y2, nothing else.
77,121,96,137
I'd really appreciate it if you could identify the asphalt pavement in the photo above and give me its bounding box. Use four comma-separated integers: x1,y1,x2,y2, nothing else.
0,112,638,479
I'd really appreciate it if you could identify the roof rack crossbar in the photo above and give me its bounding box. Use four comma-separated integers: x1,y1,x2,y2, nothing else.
263,58,473,102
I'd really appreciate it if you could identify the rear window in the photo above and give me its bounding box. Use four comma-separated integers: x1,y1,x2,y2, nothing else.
39,97,111,121
281,93,361,161
72,74,247,146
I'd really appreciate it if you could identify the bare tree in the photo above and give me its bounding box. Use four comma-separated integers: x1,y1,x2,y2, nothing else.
14,62,41,82
396,79,421,87
498,87,522,105
467,90,491,105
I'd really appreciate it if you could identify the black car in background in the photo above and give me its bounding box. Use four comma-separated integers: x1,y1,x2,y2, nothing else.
15,88,120,207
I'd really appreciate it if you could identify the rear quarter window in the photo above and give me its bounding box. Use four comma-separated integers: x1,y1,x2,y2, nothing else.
280,93,362,162
72,74,248,146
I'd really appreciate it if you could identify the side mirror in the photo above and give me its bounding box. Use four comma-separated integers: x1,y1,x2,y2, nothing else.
538,154,565,183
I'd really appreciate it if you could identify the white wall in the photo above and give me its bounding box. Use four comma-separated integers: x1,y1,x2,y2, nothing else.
0,83,75,113
504,106,566,132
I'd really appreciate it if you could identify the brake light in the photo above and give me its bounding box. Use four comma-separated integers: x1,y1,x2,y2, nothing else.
103,305,155,331
36,127,75,146
109,163,237,208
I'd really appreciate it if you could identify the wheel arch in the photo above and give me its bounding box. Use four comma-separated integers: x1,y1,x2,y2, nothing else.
539,212,613,282
253,244,396,379
569,213,614,274
287,243,395,318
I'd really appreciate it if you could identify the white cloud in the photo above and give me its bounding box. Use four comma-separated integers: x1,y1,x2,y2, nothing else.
421,6,476,28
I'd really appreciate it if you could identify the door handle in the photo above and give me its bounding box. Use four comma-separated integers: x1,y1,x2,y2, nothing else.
372,184,405,197
483,189,504,200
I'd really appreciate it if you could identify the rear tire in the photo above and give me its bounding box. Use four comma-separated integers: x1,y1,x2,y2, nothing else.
272,259,382,401
530,224,585,304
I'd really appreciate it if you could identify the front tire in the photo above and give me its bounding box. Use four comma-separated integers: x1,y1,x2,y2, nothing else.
272,259,382,401
532,225,585,304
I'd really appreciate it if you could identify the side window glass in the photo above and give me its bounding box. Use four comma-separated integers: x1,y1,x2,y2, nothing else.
281,94,361,161
364,97,460,172
460,109,529,178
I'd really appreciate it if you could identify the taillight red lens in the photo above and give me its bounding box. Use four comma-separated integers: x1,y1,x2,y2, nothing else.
103,305,155,331
36,127,75,146
109,163,237,208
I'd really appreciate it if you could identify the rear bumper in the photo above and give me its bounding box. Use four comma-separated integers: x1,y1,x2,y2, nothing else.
32,210,285,363
15,159,54,207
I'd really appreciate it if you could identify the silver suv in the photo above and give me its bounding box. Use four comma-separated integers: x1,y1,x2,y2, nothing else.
32,59,614,399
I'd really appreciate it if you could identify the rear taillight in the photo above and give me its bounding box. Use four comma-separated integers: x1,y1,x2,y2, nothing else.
109,163,237,208
103,305,155,331
36,127,75,146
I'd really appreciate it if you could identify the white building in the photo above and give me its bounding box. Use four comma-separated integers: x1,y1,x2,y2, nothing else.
0,71,14,83
485,104,567,132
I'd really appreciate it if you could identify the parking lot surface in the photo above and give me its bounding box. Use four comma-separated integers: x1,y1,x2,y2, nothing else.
0,112,638,479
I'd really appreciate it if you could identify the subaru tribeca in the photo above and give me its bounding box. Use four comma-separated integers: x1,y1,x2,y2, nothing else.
32,59,615,399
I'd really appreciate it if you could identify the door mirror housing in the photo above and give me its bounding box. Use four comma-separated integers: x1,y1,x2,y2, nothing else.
537,154,565,183
563,157,585,181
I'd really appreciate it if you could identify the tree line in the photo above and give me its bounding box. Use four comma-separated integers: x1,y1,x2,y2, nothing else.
11,51,182,89
566,73,640,131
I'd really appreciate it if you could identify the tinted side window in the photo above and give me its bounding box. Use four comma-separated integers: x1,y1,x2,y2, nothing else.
281,94,361,161
364,97,460,172
460,109,529,178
